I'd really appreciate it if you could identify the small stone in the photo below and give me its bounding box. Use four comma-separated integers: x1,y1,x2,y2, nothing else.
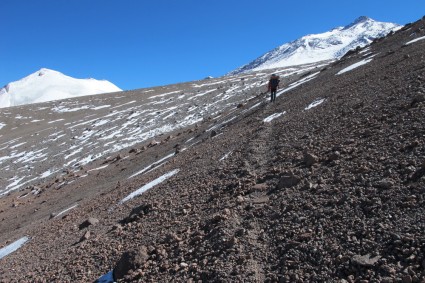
375,178,394,190
304,152,318,167
352,254,381,267
80,231,91,242
328,151,341,161
236,195,245,203
252,183,268,191
277,173,301,188
180,262,188,268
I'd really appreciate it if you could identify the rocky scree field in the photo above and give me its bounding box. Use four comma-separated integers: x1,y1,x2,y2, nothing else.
1,16,425,283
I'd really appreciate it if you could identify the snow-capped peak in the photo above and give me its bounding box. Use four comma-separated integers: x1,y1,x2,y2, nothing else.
0,68,122,108
230,16,401,75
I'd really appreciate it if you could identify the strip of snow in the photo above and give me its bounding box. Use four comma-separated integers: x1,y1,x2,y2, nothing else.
185,137,195,143
220,151,232,161
52,105,90,113
15,148,48,164
207,115,237,132
305,98,325,110
65,148,83,159
148,90,181,99
128,153,175,179
48,119,65,124
87,164,109,173
110,100,137,109
188,89,216,100
264,112,286,123
54,204,78,218
0,176,39,196
10,142,27,149
0,237,30,260
120,169,179,204
359,47,371,54
248,102,262,111
336,58,373,75
405,36,425,45
0,123,6,130
277,72,320,97
91,105,111,110
40,169,58,179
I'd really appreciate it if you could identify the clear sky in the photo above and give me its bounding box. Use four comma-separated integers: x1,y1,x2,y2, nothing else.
1,0,423,90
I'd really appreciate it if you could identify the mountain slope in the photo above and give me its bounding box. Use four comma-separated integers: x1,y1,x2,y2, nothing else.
0,17,424,282
0,68,122,108
230,16,401,74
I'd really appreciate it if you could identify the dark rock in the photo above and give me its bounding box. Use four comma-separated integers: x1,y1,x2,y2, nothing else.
79,217,99,230
374,178,395,189
304,152,318,167
277,173,301,188
113,246,149,280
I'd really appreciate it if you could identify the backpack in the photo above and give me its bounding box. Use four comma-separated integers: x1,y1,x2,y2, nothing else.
269,76,280,88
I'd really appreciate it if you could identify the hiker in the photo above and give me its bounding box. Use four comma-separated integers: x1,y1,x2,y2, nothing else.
268,74,280,102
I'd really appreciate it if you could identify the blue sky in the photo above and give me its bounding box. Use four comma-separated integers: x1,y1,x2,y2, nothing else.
1,0,423,90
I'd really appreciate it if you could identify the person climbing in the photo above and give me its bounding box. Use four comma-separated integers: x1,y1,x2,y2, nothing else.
268,74,280,102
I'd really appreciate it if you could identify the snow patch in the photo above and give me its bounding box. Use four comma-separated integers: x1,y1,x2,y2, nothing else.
128,153,175,179
277,72,320,97
405,35,425,45
0,237,30,260
87,164,109,173
305,98,325,110
54,204,78,218
337,58,373,75
48,119,65,124
120,169,180,204
220,151,232,161
264,112,286,123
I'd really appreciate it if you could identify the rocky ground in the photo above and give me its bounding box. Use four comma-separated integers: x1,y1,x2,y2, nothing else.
0,17,425,283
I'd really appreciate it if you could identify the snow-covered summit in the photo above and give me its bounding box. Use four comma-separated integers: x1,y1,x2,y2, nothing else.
230,16,402,74
0,68,122,108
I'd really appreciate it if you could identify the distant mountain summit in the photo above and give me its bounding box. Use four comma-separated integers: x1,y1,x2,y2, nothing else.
230,16,402,75
0,68,122,108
